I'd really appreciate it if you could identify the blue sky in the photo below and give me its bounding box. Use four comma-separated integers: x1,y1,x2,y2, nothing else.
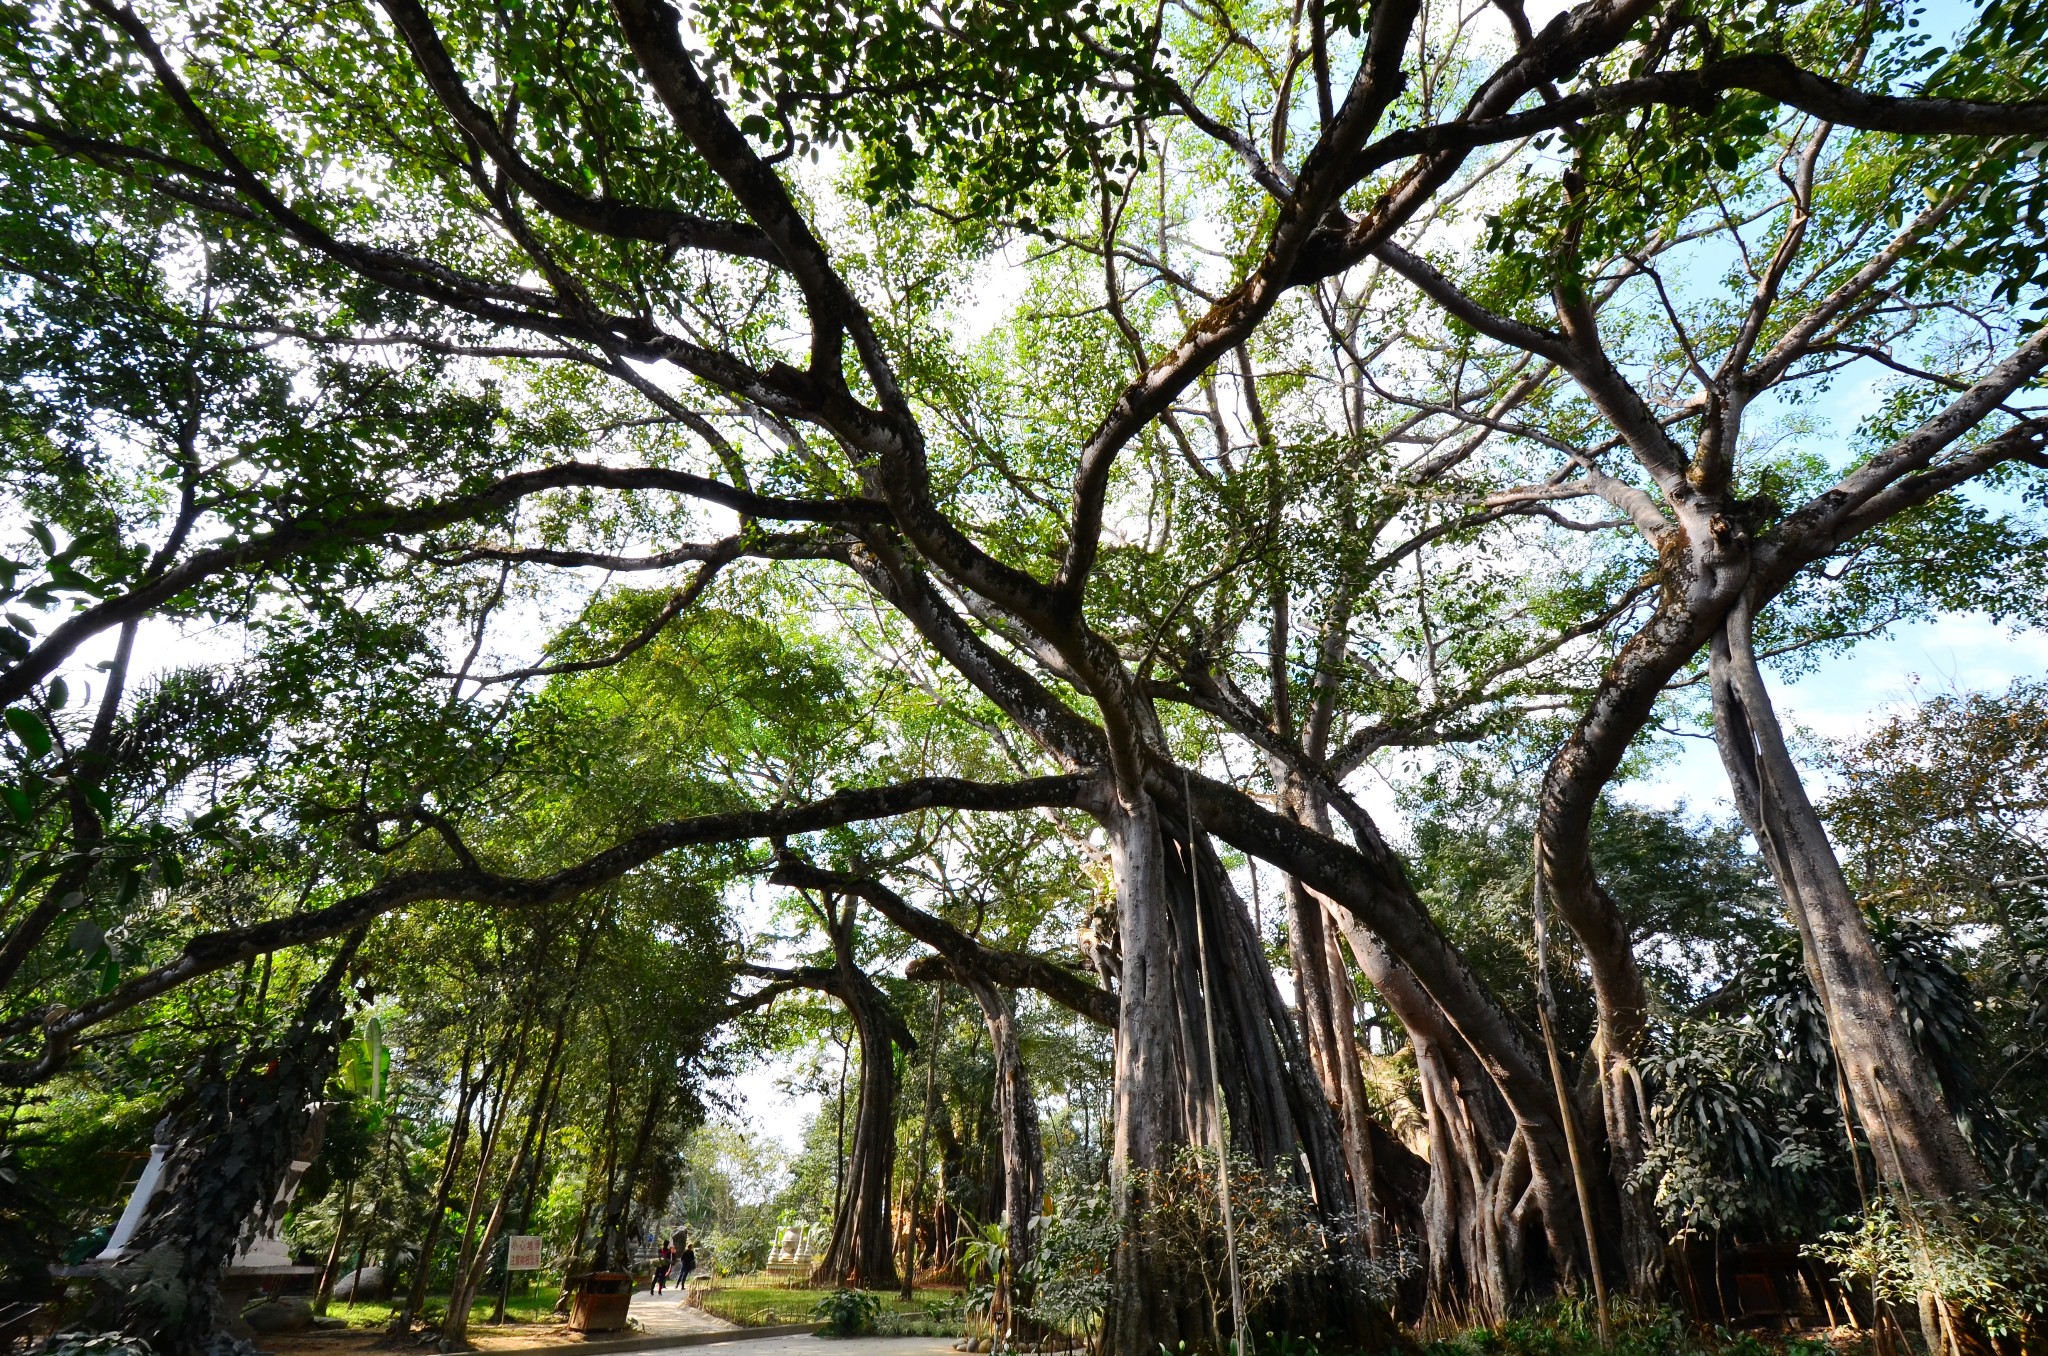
1632,610,2048,815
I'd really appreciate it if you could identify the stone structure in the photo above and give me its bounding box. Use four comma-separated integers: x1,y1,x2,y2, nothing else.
63,1106,331,1337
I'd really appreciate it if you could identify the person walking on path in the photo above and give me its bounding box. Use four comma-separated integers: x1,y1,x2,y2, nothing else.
677,1240,696,1292
652,1244,672,1295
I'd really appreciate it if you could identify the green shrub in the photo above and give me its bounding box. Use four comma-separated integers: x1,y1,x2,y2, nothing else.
708,1229,770,1277
811,1288,883,1337
1808,1192,2048,1340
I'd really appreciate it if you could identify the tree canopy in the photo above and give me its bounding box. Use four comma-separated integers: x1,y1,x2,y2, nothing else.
2,0,2046,1348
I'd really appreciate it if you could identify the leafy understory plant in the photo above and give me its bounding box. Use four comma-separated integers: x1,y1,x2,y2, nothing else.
1807,1192,2048,1341
812,1288,883,1338
1133,1148,1329,1339
1022,1190,1117,1344
960,1219,1009,1346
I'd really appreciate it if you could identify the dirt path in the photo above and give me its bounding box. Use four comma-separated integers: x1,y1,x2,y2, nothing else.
261,1289,735,1356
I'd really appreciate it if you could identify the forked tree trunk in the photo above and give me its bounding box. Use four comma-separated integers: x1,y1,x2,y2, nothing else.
1534,573,1754,1298
445,1005,570,1344
1709,606,1985,1204
442,1005,538,1345
395,1033,482,1334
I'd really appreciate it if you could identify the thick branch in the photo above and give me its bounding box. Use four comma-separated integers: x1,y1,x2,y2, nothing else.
0,773,1085,1082
377,0,780,264
0,463,885,708
770,857,1118,1027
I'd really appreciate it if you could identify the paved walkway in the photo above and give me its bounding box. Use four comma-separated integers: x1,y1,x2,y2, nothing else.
628,1288,738,1337
643,1339,953,1356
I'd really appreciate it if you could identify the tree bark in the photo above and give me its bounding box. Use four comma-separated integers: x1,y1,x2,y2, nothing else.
768,893,910,1291
1709,602,1985,1203
1331,910,1543,1322
810,976,904,1289
1183,771,1593,1296
954,969,1044,1336
1279,788,1390,1250
1102,790,1408,1355
1101,792,1217,1355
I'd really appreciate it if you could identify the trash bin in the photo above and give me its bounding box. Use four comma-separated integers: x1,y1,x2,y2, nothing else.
567,1272,633,1333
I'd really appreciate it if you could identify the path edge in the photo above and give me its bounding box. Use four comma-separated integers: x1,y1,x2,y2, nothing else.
479,1324,820,1356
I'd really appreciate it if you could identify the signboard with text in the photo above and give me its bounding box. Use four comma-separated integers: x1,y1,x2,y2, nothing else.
505,1235,543,1271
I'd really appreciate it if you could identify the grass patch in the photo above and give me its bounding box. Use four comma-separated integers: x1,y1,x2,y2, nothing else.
690,1276,964,1333
324,1284,566,1330
1419,1299,1853,1356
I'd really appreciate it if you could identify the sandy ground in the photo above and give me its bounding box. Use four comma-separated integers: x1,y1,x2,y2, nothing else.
257,1324,954,1356
260,1285,737,1356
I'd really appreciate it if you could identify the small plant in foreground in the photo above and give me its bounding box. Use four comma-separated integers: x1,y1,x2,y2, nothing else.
1808,1192,2048,1341
811,1288,882,1337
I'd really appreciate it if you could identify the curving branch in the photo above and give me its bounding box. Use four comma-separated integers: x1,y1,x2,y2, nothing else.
0,773,1087,1083
1347,54,2048,176
0,463,886,709
769,855,1118,1027
734,960,917,1051
375,0,781,265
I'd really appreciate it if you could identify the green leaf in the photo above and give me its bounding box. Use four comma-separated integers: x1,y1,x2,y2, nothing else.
160,852,186,888
0,785,28,822
4,708,52,757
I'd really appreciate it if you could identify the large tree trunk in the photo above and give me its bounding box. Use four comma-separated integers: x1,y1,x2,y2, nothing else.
811,1000,901,1288
1103,790,1407,1356
812,948,904,1290
1260,780,1586,1314
1186,771,1598,1278
1331,912,1550,1323
1709,604,1985,1203
955,970,1044,1335
1101,792,1220,1356
1278,784,1402,1253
